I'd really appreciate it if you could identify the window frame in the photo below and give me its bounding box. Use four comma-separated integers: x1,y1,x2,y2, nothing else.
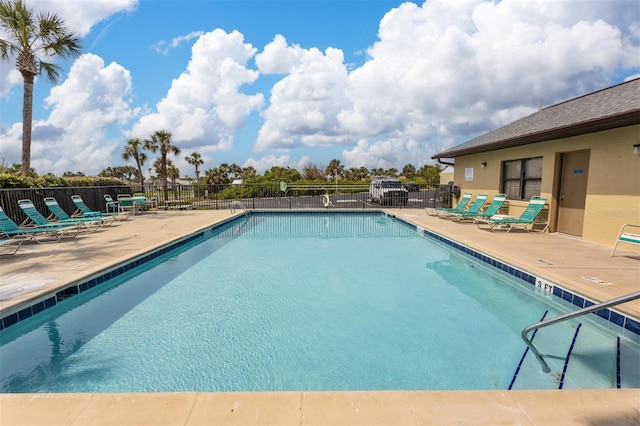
501,157,543,200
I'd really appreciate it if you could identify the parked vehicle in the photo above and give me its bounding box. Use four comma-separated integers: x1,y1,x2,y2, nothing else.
404,182,419,192
369,178,409,206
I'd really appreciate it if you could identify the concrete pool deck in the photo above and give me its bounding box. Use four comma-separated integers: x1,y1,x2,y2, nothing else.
1,208,639,425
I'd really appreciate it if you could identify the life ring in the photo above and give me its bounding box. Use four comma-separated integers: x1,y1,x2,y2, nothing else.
322,194,330,208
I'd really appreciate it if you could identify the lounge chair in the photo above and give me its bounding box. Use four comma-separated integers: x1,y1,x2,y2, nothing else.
132,193,158,213
117,194,137,215
0,238,23,255
71,195,128,221
611,224,640,256
44,197,111,228
17,199,88,237
475,196,548,232
443,194,487,219
0,206,79,242
103,194,119,213
426,192,472,217
449,194,506,223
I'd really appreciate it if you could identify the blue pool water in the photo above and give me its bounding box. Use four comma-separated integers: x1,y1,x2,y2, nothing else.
1,212,638,392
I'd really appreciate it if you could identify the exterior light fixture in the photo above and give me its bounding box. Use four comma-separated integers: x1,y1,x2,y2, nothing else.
634,144,640,155
481,162,487,168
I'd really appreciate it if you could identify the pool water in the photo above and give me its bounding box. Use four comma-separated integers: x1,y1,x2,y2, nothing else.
1,212,638,392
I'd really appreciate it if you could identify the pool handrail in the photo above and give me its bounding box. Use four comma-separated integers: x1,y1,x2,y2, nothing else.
522,290,640,373
230,200,247,213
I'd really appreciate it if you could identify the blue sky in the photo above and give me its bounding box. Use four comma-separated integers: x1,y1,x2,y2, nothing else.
0,0,639,178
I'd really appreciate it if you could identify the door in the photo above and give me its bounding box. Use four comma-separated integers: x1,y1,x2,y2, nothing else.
557,150,590,236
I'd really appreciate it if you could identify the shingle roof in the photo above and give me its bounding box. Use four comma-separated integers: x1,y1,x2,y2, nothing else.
432,78,640,159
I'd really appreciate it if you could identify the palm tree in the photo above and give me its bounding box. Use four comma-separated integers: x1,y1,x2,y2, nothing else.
185,152,203,182
144,130,180,202
167,163,180,186
0,0,82,174
241,166,256,180
325,159,344,180
122,138,147,186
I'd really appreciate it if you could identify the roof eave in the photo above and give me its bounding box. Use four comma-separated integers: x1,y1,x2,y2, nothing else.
431,110,640,159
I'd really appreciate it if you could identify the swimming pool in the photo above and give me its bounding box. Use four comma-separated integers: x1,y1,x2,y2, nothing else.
1,211,638,392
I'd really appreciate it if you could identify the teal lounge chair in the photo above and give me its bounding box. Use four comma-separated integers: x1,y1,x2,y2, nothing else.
449,193,506,223
17,199,88,237
103,194,119,213
443,194,487,219
71,195,128,221
475,196,548,232
117,194,137,215
426,192,472,217
0,206,79,242
43,197,111,228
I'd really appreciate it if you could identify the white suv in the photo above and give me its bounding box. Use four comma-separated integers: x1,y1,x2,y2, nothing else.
369,178,409,206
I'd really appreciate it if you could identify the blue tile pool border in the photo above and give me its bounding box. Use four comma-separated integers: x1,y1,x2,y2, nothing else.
387,214,640,336
2,210,638,336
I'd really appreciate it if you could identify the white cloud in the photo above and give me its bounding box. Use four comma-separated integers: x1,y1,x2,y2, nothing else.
2,0,639,175
25,0,138,37
129,29,264,151
255,36,350,151
153,31,205,55
0,54,137,174
243,154,310,174
254,0,640,168
0,64,22,98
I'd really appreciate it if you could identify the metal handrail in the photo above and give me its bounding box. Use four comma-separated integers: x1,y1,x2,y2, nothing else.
522,290,640,372
230,200,247,213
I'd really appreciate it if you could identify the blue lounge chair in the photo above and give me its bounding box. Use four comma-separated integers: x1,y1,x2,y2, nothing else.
449,194,506,223
426,192,472,217
0,206,79,242
71,195,128,221
443,194,487,219
475,196,548,232
43,197,111,228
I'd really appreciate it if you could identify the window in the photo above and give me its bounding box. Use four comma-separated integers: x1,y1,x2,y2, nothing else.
502,157,542,200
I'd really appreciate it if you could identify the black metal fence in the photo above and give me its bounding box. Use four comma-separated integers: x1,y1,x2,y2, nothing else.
0,183,453,225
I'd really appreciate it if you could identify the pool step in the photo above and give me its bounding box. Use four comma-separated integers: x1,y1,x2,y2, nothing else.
510,317,640,390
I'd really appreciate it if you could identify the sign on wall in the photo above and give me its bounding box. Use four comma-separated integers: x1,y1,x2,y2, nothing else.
465,167,474,181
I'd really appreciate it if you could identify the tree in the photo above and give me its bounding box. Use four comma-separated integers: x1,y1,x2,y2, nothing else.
241,166,256,180
228,163,242,180
0,0,82,175
418,164,442,184
144,130,180,202
167,162,180,186
325,159,343,180
263,166,301,183
122,138,147,186
402,164,416,178
185,152,203,182
204,166,230,185
302,162,325,180
99,165,136,181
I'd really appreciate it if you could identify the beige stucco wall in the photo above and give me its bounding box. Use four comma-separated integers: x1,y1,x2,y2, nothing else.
449,124,640,248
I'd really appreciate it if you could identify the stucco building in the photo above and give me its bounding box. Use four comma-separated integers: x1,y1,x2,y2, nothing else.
431,78,640,249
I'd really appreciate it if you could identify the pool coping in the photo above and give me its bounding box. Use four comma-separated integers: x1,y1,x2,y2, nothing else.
2,208,639,425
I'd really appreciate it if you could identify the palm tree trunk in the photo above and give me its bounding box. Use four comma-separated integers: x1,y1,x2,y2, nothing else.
21,72,34,174
137,162,144,187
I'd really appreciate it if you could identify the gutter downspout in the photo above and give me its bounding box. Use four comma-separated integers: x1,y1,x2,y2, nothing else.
436,158,455,167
